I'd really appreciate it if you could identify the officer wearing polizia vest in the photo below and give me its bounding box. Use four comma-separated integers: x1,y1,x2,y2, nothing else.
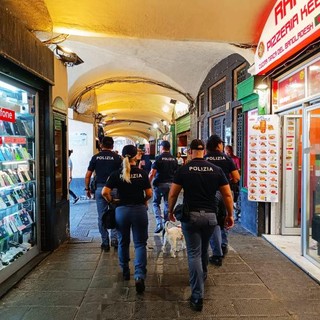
168,139,234,312
149,140,178,233
102,145,152,294
84,136,122,252
204,134,240,267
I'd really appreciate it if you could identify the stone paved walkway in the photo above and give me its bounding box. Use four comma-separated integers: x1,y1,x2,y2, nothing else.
1,198,320,319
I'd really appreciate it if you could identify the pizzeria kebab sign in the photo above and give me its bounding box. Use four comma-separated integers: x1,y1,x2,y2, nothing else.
255,0,320,75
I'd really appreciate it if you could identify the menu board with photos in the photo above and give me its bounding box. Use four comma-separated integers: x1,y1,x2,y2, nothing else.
247,114,280,202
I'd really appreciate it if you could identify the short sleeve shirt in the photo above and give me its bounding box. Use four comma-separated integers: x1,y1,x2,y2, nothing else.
87,150,122,185
151,152,178,185
106,166,151,206
204,151,237,181
173,158,229,211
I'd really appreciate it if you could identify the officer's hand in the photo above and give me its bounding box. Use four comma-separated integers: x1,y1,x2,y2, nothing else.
169,212,176,222
86,190,91,199
225,216,234,229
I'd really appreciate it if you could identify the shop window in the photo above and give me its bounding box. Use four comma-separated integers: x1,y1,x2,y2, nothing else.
209,114,225,141
198,93,205,116
209,78,226,111
235,107,243,163
198,121,202,139
233,63,247,100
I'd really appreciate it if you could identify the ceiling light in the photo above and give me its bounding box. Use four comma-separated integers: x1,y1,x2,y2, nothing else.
254,75,269,90
162,105,170,113
55,45,84,67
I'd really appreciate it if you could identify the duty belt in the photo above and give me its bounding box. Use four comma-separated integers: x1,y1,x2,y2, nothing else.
190,210,215,215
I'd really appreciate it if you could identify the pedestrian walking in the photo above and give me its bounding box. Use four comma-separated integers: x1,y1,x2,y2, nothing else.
204,135,240,266
168,139,234,311
84,136,122,252
68,149,79,204
102,145,152,293
224,144,241,219
149,140,178,233
176,152,184,166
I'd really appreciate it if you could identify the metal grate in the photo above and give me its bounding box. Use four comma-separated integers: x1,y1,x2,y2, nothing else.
210,80,226,110
236,111,243,158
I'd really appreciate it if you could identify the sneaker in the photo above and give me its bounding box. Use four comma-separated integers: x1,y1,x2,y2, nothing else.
221,244,228,256
101,244,110,252
209,255,223,266
73,197,80,204
154,225,163,234
111,239,118,249
135,277,145,294
189,297,203,312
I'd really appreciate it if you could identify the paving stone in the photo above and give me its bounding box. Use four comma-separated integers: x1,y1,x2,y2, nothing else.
212,272,262,285
206,284,272,299
232,299,290,317
0,306,29,319
1,198,320,319
15,278,91,291
2,291,84,306
22,307,77,320
133,301,178,318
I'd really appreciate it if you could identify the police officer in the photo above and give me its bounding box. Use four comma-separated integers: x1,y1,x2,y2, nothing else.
84,136,122,252
168,139,234,312
204,135,240,266
102,145,152,293
149,140,178,233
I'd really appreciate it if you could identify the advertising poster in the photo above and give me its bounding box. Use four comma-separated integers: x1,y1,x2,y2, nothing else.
247,114,280,202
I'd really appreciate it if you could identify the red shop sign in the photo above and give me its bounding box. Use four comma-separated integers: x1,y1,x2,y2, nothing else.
0,108,15,123
278,70,305,107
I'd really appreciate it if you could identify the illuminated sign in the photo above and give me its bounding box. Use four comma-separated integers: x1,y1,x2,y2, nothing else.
0,107,15,123
278,69,306,106
255,0,320,75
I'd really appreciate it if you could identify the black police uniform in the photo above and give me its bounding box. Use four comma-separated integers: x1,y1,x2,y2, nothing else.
204,150,236,254
152,152,178,186
106,165,151,282
173,157,229,302
106,166,151,206
204,151,237,181
88,150,122,187
87,149,122,247
151,152,178,228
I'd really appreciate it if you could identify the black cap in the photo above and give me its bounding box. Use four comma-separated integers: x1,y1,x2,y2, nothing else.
122,145,137,158
190,139,205,150
160,140,170,149
206,134,224,151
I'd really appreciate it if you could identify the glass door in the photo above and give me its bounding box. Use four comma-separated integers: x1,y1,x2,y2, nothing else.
281,111,303,235
303,104,320,265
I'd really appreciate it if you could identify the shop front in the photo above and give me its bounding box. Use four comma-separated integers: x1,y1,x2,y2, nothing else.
175,114,191,163
253,0,320,271
270,56,320,268
0,6,69,294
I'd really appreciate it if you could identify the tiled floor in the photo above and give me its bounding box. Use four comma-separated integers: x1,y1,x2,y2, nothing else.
263,234,320,283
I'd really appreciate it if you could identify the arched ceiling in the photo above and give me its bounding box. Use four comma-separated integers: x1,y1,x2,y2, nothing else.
3,0,275,141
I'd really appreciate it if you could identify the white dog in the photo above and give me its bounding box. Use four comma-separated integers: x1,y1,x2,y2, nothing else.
162,221,186,257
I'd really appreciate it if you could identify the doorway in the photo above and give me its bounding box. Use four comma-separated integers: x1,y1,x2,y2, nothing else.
303,104,320,265
281,111,302,235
